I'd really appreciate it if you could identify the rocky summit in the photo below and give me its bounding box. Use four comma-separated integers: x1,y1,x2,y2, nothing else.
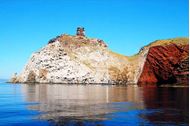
10,29,189,85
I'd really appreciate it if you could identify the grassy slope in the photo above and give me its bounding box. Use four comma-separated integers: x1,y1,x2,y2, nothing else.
51,35,189,62
128,37,189,60
144,37,189,48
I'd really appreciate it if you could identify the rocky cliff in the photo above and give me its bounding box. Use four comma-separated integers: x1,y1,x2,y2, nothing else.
138,38,189,85
11,34,146,84
10,33,188,85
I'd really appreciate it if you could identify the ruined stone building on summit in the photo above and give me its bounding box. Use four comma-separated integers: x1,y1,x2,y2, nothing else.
76,27,85,37
48,27,108,48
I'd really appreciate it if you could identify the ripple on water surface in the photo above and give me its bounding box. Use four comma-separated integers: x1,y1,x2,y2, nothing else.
0,83,188,126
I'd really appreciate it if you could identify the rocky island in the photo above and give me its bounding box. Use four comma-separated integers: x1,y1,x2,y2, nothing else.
10,28,189,85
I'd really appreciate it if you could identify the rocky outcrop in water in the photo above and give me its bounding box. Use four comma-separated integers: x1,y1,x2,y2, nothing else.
10,30,188,85
11,34,146,84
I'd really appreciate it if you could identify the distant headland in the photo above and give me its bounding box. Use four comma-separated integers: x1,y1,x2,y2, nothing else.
10,28,189,85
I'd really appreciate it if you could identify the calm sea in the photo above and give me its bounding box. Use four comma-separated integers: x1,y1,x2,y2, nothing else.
0,81,188,126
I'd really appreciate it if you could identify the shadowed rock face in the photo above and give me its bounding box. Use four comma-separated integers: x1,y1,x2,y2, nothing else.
138,44,189,85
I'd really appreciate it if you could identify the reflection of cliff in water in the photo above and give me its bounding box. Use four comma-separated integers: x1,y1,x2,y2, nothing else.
141,87,189,124
21,84,144,120
21,84,188,125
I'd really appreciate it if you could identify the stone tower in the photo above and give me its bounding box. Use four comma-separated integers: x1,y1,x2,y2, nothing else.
76,27,85,37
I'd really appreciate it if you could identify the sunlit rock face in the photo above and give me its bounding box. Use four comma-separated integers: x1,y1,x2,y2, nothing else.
138,38,189,85
10,32,188,85
12,34,147,84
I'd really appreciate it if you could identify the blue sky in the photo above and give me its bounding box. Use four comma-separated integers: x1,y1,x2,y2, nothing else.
0,0,188,79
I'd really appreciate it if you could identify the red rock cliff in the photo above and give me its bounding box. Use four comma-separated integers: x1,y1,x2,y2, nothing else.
138,41,189,85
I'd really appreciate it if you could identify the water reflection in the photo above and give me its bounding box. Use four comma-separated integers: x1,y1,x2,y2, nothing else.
21,85,144,118
21,84,188,126
141,87,189,124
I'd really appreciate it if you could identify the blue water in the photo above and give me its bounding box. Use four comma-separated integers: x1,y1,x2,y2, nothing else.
0,83,50,126
0,81,188,126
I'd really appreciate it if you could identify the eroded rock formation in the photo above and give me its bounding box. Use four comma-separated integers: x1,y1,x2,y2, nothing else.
10,31,188,85
138,39,189,85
